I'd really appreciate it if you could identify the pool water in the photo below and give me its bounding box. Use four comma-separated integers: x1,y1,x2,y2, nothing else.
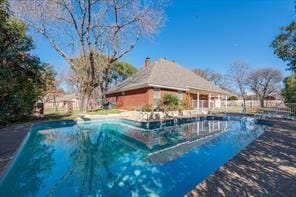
0,118,264,196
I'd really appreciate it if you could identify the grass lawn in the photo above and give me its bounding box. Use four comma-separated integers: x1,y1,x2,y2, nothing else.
86,109,123,115
1,109,124,128
43,108,123,120
44,109,79,119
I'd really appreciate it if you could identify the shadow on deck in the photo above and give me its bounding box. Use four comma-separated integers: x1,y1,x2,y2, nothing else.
188,121,296,196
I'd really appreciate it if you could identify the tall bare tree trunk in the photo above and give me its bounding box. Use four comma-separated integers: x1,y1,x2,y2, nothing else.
80,94,87,113
99,81,107,102
79,86,96,112
80,89,89,113
242,97,246,108
54,96,58,111
260,97,264,108
78,52,97,113
86,87,95,111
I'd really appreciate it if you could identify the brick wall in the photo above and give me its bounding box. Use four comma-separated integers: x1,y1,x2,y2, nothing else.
106,87,187,110
107,88,152,110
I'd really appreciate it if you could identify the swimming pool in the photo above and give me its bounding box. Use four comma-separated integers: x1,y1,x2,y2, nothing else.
0,117,264,196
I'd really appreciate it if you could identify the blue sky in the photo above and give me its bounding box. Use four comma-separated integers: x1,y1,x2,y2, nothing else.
32,0,295,76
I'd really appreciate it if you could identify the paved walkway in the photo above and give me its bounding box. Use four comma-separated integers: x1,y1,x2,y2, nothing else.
0,123,32,176
188,120,296,197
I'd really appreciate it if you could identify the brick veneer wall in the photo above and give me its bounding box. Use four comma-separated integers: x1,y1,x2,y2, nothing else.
106,88,153,110
106,87,187,110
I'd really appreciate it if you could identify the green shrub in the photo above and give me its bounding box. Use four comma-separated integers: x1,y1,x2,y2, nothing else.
158,94,179,111
142,104,153,112
228,96,238,100
178,103,185,113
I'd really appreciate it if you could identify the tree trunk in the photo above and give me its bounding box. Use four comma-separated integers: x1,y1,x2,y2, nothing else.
241,96,247,113
99,64,112,103
86,88,95,111
242,97,246,108
260,98,264,108
80,91,89,113
79,87,96,113
99,82,107,103
54,96,58,111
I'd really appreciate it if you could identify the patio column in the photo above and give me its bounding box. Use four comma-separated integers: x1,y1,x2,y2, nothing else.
218,94,221,108
225,95,228,109
208,93,212,109
197,91,200,109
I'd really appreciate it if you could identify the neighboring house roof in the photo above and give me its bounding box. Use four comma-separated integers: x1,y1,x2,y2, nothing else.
107,58,230,95
55,93,79,102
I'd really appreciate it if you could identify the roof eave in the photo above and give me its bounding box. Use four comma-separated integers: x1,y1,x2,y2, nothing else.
147,84,188,91
188,86,231,95
106,84,148,95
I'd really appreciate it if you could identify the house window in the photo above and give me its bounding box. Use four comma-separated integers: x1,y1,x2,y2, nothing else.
178,91,183,101
153,88,161,107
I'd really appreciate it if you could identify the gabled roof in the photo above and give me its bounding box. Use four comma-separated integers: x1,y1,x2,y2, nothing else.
107,58,230,95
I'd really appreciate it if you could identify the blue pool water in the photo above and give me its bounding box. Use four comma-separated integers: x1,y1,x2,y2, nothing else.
0,117,264,196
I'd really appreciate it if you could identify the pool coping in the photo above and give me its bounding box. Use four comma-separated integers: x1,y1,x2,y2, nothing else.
0,120,76,178
0,123,33,178
0,125,32,182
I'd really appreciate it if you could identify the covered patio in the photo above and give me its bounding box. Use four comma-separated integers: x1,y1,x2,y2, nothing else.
189,88,229,110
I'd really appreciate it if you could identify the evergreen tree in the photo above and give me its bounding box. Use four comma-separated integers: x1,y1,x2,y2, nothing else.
271,21,296,73
281,75,296,103
0,0,54,125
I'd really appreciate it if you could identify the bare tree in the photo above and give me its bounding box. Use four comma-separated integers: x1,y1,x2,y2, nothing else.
193,68,231,91
11,0,165,112
43,80,64,111
193,68,212,80
248,68,282,107
65,53,105,109
228,61,249,108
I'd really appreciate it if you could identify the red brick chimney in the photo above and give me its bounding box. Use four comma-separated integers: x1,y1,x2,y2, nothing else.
144,57,151,67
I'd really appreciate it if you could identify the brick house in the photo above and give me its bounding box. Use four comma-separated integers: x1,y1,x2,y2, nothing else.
106,58,230,110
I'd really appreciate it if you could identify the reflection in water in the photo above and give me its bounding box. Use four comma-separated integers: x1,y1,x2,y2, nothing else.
42,125,138,196
124,120,229,149
0,131,54,196
0,119,264,196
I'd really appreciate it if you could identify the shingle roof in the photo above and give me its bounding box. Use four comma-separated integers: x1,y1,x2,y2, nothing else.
107,58,230,95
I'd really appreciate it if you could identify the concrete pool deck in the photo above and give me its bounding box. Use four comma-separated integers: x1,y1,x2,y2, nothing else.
0,123,33,176
188,120,296,197
0,118,295,196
